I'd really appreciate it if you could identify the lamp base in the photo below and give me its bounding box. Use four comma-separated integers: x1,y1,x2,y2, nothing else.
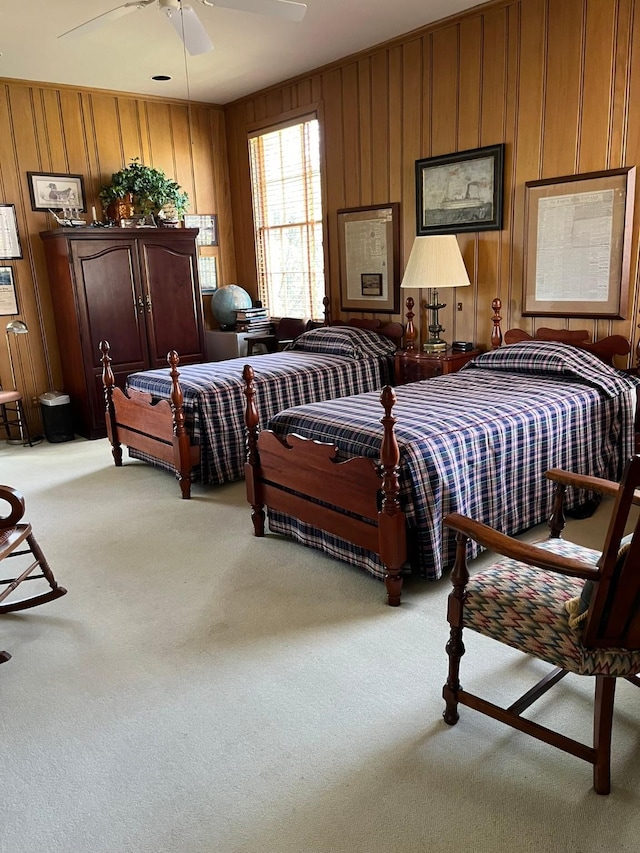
423,340,448,353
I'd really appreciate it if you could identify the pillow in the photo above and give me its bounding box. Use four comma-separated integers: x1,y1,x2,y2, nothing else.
565,533,633,629
462,340,633,399
285,325,396,359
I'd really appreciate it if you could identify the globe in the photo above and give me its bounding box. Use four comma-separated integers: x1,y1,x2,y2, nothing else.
210,284,253,329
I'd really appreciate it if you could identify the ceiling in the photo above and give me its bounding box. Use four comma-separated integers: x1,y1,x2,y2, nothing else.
0,0,482,105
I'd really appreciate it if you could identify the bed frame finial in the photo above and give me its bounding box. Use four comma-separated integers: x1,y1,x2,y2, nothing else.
242,364,266,535
378,385,406,606
100,340,123,467
491,298,503,349
322,296,331,326
404,297,417,351
167,350,191,500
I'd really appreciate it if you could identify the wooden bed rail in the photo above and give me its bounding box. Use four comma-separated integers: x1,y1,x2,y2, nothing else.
242,363,407,605
100,341,198,499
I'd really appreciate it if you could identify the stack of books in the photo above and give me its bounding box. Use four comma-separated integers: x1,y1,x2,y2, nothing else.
235,307,273,333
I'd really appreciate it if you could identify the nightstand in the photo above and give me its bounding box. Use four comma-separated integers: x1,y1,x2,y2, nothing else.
394,348,482,384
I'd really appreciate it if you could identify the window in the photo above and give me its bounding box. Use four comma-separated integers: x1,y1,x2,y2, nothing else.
249,117,325,320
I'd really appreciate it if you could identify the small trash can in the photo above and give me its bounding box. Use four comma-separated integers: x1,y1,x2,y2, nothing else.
39,392,75,443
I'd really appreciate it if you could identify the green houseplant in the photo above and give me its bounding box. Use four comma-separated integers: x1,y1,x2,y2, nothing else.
99,158,189,222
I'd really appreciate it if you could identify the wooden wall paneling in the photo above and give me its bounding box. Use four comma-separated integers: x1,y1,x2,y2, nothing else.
208,107,237,291
357,58,373,209
90,94,128,190
341,63,361,208
145,101,176,174
386,45,405,325
266,90,283,118
579,0,617,173
476,7,508,342
297,78,312,107
510,0,546,333
224,104,256,296
611,0,634,169
622,0,640,362
370,51,390,206
169,103,196,205
542,0,584,178
456,17,482,345
321,68,345,320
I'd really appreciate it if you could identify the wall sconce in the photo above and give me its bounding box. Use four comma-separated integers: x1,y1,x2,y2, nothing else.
400,235,470,352
5,319,29,390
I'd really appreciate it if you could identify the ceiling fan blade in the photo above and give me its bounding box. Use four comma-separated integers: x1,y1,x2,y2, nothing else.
166,5,214,55
58,2,153,40
209,0,307,23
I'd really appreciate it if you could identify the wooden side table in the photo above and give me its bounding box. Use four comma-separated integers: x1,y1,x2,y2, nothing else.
394,348,482,385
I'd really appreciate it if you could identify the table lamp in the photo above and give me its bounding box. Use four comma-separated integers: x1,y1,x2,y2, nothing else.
400,235,471,352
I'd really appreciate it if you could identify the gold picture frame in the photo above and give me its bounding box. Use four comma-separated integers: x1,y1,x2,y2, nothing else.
337,203,400,313
523,167,636,318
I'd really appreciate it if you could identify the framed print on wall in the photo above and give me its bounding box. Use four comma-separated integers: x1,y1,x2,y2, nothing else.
523,167,636,319
184,214,218,246
0,204,23,260
0,266,18,315
415,144,505,235
27,171,86,212
337,203,400,313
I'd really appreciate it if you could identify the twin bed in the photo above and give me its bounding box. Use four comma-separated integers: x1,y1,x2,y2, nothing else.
101,320,402,497
242,329,639,605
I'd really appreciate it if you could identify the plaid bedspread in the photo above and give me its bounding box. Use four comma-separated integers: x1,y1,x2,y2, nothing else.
125,350,394,484
264,367,639,581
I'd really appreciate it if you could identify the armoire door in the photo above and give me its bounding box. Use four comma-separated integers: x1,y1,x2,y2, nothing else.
139,237,205,367
71,239,150,432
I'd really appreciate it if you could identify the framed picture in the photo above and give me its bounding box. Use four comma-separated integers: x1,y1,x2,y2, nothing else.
337,203,400,313
415,144,504,235
0,205,22,260
184,213,218,246
27,171,86,212
198,254,218,293
523,167,636,319
0,266,18,315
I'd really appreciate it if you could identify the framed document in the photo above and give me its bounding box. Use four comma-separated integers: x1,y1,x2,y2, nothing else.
184,214,218,246
0,205,22,260
337,203,400,313
523,168,635,318
0,266,18,315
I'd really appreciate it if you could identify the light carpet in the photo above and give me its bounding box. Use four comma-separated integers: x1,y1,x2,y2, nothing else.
1,438,639,853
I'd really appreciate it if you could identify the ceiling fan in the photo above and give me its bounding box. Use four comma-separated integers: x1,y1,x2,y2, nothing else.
58,0,308,56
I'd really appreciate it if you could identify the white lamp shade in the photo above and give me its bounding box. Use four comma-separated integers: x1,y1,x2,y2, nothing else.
400,235,471,289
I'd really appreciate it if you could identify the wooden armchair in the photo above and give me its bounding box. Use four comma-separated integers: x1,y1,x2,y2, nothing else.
443,457,640,794
0,485,67,664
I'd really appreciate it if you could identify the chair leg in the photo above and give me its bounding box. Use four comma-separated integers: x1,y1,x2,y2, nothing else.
593,676,616,795
0,404,11,440
0,532,67,613
15,399,33,447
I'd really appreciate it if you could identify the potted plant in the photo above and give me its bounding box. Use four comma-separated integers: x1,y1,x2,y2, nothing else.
99,158,189,224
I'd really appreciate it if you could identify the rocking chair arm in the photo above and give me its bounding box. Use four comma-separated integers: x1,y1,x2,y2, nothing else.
0,485,26,529
444,513,601,581
544,468,640,503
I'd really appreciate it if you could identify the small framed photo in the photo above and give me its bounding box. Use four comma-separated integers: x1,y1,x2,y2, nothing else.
0,266,18,315
415,144,504,235
27,171,86,212
361,273,383,296
184,214,218,246
0,204,22,260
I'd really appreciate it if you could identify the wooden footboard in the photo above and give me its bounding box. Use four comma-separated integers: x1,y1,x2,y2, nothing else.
100,341,199,499
243,364,407,605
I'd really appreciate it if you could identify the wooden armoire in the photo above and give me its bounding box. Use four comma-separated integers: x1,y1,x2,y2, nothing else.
40,227,205,439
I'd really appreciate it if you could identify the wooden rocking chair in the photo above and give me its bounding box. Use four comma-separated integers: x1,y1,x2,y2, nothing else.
0,485,67,664
443,456,640,794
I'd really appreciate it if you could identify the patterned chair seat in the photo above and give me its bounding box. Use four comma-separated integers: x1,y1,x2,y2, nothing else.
464,537,640,677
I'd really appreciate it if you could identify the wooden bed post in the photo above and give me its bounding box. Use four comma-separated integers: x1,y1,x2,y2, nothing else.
100,340,123,467
167,350,192,500
491,297,503,348
377,386,406,606
404,297,417,351
243,364,266,535
322,295,331,326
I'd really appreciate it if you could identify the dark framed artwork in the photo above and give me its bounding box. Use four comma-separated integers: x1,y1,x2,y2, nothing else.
415,144,505,235
0,266,18,315
27,171,86,212
0,205,22,260
523,167,636,319
337,203,400,313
